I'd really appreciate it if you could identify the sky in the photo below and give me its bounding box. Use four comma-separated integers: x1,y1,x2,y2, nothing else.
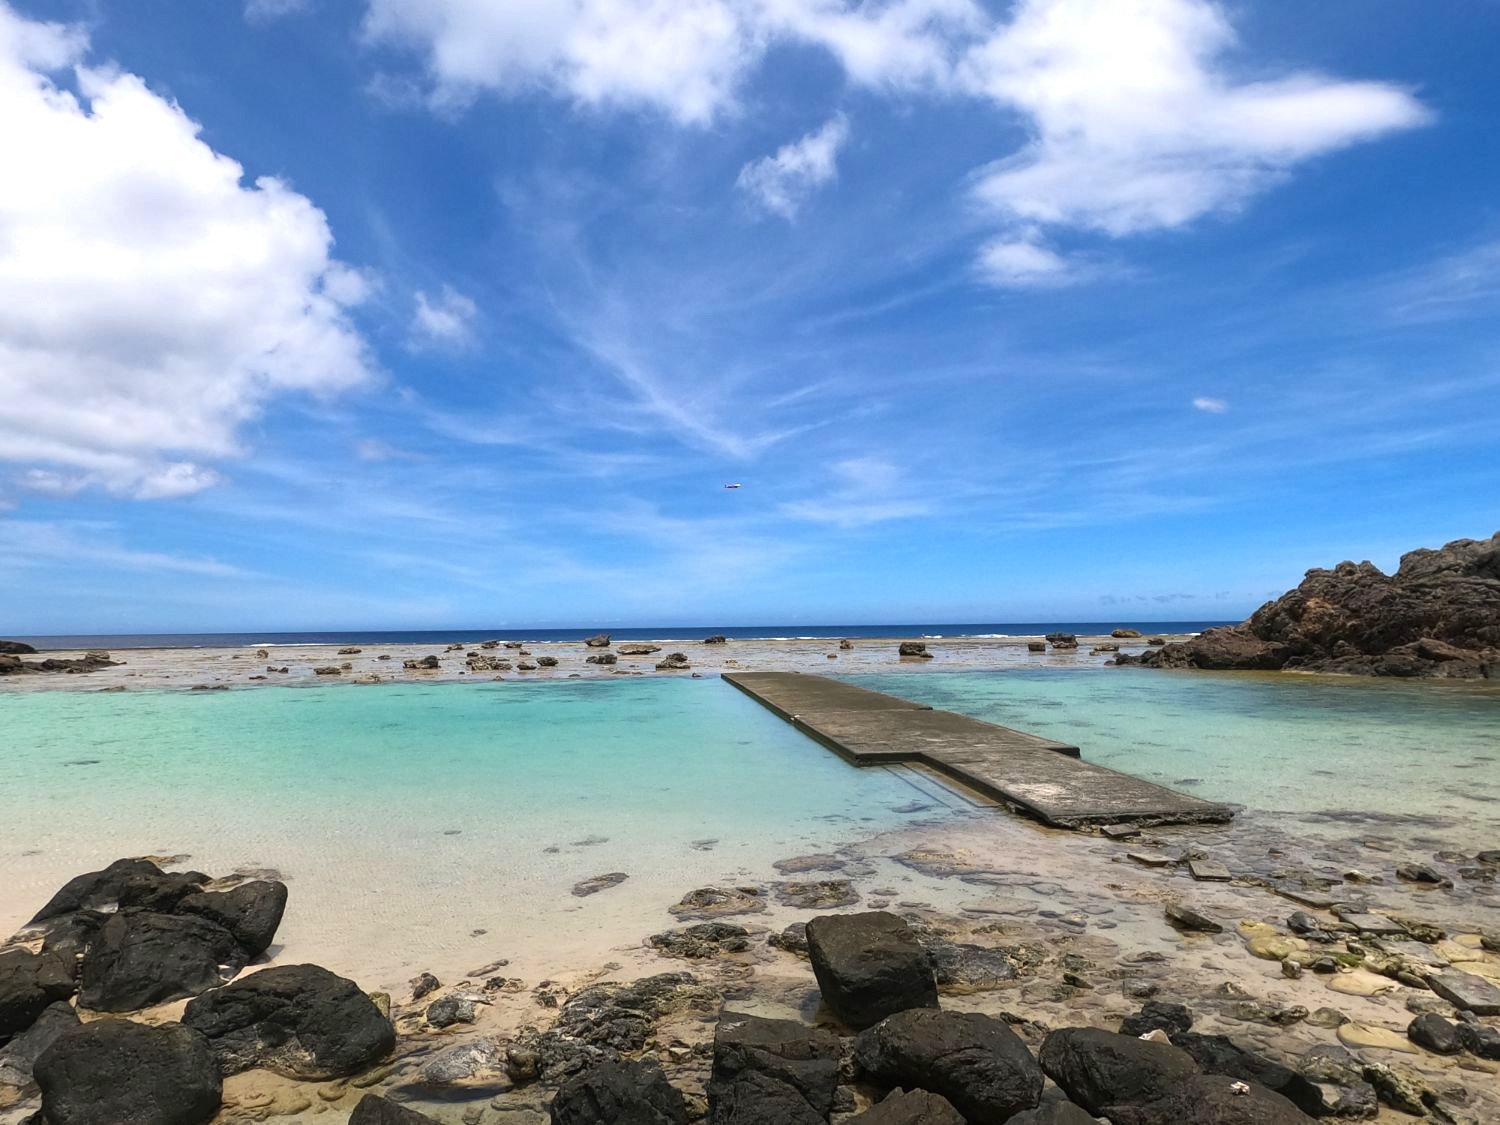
1,0,1498,634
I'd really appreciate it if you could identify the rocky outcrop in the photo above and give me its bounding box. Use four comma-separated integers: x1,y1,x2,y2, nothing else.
0,650,119,676
181,963,394,1079
33,1018,222,1125
584,634,612,648
897,642,932,659
854,1008,1043,1123
618,644,661,656
805,912,938,1030
1118,530,1500,678
0,640,37,654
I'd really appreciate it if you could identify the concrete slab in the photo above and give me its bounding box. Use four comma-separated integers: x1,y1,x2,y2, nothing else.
1188,859,1233,882
1428,970,1500,1015
724,672,1234,830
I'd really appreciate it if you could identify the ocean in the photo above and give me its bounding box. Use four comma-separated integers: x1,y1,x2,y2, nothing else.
8,621,1233,650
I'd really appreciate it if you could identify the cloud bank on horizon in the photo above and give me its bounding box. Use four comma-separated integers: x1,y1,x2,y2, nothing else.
0,0,1495,630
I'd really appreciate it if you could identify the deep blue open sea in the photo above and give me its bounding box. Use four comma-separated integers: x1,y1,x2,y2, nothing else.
11,621,1232,650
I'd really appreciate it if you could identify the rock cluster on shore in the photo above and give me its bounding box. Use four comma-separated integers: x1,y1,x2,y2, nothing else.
1117,530,1500,678
0,649,119,677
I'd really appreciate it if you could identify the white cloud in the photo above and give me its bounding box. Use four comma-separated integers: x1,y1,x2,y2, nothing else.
962,0,1430,283
362,0,982,123
1192,396,1228,413
0,3,372,500
411,285,478,346
737,113,849,219
976,230,1073,286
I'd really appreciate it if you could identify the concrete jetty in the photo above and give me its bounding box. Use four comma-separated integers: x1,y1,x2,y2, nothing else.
724,671,1233,829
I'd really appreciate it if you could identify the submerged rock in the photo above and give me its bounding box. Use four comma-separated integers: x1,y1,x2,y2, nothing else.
854,1008,1043,1124
573,873,629,897
669,887,767,921
649,923,752,960
34,1018,222,1125
774,880,860,910
806,912,938,1030
181,963,394,1079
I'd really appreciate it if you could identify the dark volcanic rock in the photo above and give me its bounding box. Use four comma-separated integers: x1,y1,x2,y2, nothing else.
1005,1103,1099,1124
181,963,394,1079
1117,530,1500,678
1119,1002,1193,1039
34,1018,222,1125
78,911,242,1012
1102,1072,1313,1124
549,1059,687,1125
847,1088,966,1124
177,880,287,956
117,871,211,913
584,634,612,648
348,1093,441,1124
0,640,38,654
806,912,938,1030
0,949,76,1041
1038,1027,1198,1116
0,1000,79,1086
898,642,933,658
1456,1020,1500,1059
923,941,1017,994
854,1008,1043,1125
1407,1013,1462,1055
1171,1032,1326,1116
29,857,165,923
707,1012,840,1125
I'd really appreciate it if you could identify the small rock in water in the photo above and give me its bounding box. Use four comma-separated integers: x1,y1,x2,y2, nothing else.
774,879,860,909
1164,903,1223,934
1396,863,1450,886
572,872,629,897
648,922,751,960
669,886,767,920
1187,859,1232,882
772,854,846,874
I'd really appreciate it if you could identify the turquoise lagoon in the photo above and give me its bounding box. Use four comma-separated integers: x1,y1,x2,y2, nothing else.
857,669,1500,851
0,678,954,987
4,669,1498,987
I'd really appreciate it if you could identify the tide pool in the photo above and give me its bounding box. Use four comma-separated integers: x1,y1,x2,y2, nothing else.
0,678,954,987
855,669,1500,851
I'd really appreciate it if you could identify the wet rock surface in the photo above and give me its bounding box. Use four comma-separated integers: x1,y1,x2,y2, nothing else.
549,1058,687,1125
707,1011,840,1125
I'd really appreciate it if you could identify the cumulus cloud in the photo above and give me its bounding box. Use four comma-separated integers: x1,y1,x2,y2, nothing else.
411,285,478,347
0,3,372,500
362,0,982,122
1192,396,1228,413
737,113,849,219
962,0,1430,283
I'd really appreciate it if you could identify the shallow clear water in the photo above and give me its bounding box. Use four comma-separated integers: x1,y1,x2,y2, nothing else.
855,669,1500,850
0,678,950,987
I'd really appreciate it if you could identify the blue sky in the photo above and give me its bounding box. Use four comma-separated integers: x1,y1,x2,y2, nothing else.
1,0,1497,633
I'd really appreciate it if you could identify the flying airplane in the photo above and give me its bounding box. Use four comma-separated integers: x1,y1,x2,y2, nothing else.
724,483,741,489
